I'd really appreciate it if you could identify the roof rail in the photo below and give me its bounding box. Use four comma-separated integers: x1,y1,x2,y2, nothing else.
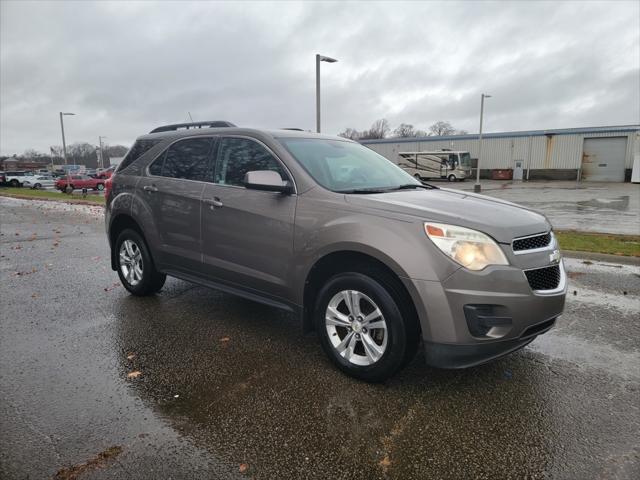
149,120,236,134
281,128,305,131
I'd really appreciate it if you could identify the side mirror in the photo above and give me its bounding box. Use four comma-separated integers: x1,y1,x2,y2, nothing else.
244,170,292,194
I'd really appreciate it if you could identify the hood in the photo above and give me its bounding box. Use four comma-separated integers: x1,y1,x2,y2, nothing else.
345,188,550,244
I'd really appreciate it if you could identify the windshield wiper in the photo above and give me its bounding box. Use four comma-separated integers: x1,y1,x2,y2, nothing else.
390,183,439,190
338,187,389,194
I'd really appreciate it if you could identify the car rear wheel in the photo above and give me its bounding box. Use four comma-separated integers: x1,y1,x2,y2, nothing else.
447,174,456,182
315,272,416,382
33,183,42,189
115,229,166,296
9,179,20,187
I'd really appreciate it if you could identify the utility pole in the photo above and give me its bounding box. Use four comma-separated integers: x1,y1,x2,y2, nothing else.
98,136,107,169
59,112,75,170
474,94,491,193
315,54,338,133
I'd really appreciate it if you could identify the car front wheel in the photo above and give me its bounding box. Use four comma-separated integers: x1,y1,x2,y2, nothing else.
315,272,416,382
115,229,166,296
447,174,456,182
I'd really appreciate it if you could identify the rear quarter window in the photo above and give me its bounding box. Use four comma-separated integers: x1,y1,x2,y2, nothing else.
117,139,163,173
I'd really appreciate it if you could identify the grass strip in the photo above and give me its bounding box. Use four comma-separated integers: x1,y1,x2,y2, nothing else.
0,188,105,204
556,230,640,257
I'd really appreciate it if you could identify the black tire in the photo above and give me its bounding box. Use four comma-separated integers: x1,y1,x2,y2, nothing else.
414,173,422,181
34,183,41,189
314,272,418,382
115,228,166,296
447,174,456,182
66,184,74,193
9,179,19,187
97,183,105,191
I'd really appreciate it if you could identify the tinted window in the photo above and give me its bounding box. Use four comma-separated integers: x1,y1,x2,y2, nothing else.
148,152,165,176
151,138,213,181
117,139,163,172
215,137,286,186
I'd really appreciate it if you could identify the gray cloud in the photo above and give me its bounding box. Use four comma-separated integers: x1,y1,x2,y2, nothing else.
1,0,638,154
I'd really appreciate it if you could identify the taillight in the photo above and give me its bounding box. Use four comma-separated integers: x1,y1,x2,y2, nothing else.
105,177,113,200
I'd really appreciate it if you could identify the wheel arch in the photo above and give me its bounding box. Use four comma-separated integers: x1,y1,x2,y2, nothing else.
301,249,421,336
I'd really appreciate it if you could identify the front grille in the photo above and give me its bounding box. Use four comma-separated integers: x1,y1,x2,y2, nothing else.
513,232,551,252
524,265,561,291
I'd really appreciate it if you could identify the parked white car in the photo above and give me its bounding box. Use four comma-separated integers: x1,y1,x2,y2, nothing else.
22,175,56,189
4,171,29,187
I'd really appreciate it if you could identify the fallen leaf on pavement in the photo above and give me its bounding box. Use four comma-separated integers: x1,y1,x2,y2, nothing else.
126,353,135,360
127,371,142,379
220,336,231,342
239,463,249,473
379,455,391,471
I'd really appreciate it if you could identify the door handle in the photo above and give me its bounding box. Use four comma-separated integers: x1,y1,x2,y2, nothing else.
143,185,158,192
204,197,223,209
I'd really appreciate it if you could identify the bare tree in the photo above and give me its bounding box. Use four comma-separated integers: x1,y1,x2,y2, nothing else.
22,149,44,160
338,128,362,140
368,119,390,139
68,142,99,168
107,145,128,157
393,123,417,137
428,121,456,136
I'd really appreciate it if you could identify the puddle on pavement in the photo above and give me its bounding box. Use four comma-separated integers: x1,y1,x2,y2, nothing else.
575,196,630,211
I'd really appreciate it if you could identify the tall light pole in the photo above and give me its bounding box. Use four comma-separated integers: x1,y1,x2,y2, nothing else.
59,112,75,169
474,94,491,193
98,136,107,169
316,54,338,133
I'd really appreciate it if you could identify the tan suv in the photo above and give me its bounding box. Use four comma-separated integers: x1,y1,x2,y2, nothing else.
106,121,566,382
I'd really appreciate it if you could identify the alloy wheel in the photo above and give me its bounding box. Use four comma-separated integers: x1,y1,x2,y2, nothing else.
119,239,144,286
325,290,388,366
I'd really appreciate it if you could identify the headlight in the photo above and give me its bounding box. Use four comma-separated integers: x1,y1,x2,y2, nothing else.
424,222,509,271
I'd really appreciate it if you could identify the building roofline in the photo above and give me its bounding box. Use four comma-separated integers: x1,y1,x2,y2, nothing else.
359,124,640,144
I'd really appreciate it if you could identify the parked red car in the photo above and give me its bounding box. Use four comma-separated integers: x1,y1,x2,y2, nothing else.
94,170,113,179
56,175,105,192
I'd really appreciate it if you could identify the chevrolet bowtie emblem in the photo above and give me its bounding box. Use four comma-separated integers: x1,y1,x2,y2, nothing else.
549,250,561,264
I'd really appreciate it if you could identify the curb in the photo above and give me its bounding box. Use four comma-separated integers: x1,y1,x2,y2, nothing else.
562,250,640,265
0,193,104,207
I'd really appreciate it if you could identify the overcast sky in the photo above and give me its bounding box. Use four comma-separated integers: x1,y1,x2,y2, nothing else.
1,0,639,155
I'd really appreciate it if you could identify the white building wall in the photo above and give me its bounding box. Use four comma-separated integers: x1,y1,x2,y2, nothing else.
364,129,639,172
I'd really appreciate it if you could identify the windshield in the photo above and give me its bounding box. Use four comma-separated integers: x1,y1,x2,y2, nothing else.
278,138,419,192
459,152,471,168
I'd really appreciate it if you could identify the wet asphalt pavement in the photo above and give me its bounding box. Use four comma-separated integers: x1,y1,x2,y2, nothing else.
445,181,640,235
1,196,639,480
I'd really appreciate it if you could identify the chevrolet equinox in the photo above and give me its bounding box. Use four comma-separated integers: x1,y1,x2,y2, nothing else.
106,121,566,382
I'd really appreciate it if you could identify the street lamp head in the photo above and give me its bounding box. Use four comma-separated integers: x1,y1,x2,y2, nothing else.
318,55,338,63
62,112,75,116
483,94,492,98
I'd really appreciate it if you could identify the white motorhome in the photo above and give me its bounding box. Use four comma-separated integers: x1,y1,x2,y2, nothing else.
397,150,472,181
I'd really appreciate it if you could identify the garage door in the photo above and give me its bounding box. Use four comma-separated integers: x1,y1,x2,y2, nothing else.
581,137,627,182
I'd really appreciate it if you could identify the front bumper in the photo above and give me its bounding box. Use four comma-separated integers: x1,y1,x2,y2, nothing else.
408,260,567,369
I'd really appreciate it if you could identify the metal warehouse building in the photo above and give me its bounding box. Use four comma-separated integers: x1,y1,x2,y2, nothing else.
361,125,640,182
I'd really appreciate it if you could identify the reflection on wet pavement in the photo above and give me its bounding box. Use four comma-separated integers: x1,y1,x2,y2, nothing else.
445,181,640,235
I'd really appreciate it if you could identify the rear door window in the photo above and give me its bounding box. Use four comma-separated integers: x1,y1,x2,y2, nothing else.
149,137,214,181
